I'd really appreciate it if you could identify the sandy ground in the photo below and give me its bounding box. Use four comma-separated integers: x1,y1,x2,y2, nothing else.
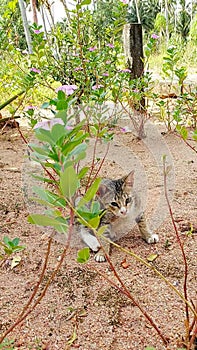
0,118,196,350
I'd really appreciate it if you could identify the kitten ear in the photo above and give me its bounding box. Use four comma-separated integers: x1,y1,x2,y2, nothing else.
97,184,108,197
123,170,134,188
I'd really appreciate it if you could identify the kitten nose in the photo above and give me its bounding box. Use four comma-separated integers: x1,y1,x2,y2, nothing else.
120,208,127,215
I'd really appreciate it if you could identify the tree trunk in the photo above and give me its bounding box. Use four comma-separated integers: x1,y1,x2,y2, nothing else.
30,0,38,24
128,23,144,79
18,0,33,54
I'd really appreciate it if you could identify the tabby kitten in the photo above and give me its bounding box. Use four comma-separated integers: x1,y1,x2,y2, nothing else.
79,171,159,262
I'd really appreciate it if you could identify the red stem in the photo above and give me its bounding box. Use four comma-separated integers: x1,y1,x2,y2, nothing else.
163,158,189,326
89,252,168,345
0,210,74,344
176,133,197,154
0,238,52,344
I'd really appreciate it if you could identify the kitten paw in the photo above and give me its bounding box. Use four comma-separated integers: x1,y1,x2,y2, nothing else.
94,251,106,263
145,233,159,244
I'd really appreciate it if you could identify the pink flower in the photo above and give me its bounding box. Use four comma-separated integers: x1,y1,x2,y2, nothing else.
151,33,159,40
88,46,97,52
120,0,129,4
25,105,36,111
55,84,78,95
103,72,109,76
106,60,111,64
34,29,41,34
106,43,114,48
133,88,140,93
34,118,64,130
121,126,131,133
31,68,41,74
121,127,126,132
92,84,104,90
74,67,83,71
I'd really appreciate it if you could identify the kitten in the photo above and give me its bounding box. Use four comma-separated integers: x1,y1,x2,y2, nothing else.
79,171,159,262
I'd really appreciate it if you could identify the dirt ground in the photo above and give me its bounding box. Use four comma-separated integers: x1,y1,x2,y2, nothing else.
0,119,196,350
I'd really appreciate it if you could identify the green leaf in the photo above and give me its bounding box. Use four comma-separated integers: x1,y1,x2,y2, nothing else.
12,238,20,247
81,0,92,5
147,254,158,262
60,165,79,198
77,247,90,263
4,247,13,255
97,225,108,236
0,338,15,349
91,201,100,213
3,236,9,245
32,187,67,208
180,127,188,140
88,216,100,229
35,128,54,145
145,347,156,350
68,143,87,158
41,102,50,109
90,125,97,136
57,90,66,100
55,110,67,123
28,214,68,233
74,151,86,162
30,144,50,156
77,178,101,207
192,130,197,141
78,166,89,179
51,123,66,142
56,99,68,110
62,132,88,156
12,245,26,252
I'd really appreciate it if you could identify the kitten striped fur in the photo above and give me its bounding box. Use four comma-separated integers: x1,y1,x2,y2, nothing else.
79,171,159,262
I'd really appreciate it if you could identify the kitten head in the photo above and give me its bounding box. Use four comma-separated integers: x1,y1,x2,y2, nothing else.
97,171,134,218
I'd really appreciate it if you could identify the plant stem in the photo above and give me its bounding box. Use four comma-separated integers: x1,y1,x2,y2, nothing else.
0,91,25,111
108,239,196,317
0,116,20,124
188,322,197,350
176,133,197,154
89,258,168,345
0,238,52,344
163,157,190,329
89,142,110,188
0,210,74,344
16,122,58,184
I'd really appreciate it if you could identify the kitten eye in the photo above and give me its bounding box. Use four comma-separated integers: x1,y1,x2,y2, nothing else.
111,201,119,208
125,197,132,205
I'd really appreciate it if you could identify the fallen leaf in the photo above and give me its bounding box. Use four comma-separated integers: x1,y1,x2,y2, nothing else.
78,308,87,317
147,254,158,262
11,256,21,269
67,326,77,346
121,258,130,269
